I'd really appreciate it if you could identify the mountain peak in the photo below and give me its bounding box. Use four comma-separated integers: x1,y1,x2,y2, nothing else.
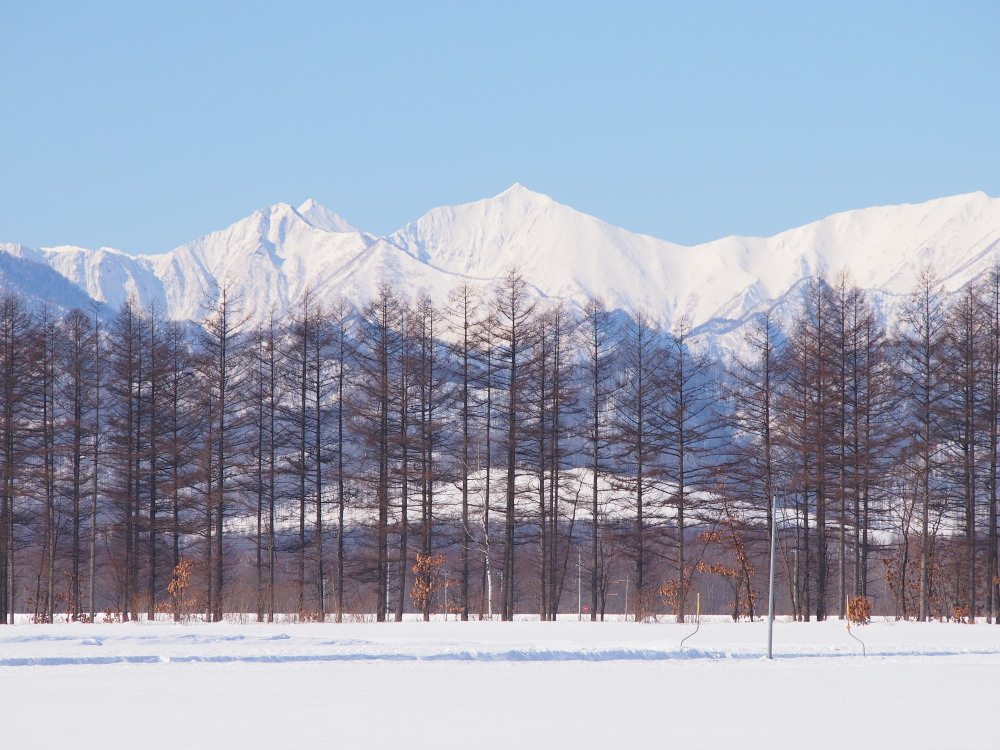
494,183,552,204
294,199,360,234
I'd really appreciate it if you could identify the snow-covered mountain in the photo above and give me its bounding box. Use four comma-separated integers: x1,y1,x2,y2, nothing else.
3,186,1000,352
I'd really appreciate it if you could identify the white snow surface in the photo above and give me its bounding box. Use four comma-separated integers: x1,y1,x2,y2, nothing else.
4,186,1000,350
1,617,996,746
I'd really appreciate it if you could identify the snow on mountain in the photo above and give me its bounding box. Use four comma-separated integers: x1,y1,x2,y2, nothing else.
386,184,698,318
0,243,99,312
3,187,1000,352
146,200,465,323
690,191,1000,353
35,244,167,314
294,198,360,234
382,185,1000,351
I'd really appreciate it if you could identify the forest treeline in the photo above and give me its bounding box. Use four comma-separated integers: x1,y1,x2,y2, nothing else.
0,265,999,625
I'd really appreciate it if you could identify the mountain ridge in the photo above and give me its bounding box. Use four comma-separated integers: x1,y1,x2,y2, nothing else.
2,186,999,354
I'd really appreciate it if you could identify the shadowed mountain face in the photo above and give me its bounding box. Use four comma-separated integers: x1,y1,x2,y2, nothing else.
3,187,1000,354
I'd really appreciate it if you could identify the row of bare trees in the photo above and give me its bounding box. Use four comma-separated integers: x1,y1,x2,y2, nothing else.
1,264,999,623
731,267,1000,623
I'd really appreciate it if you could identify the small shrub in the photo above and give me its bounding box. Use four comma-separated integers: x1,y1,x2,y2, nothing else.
167,558,198,621
846,595,872,625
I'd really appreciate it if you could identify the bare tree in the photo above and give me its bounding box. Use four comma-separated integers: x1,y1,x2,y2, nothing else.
842,282,895,600
661,316,721,623
410,293,451,620
0,293,39,623
491,268,538,620
160,319,197,621
283,290,336,615
327,299,354,623
776,278,839,621
248,315,281,621
445,282,485,620
56,308,100,620
897,268,949,621
827,272,894,611
726,307,784,553
527,302,578,620
34,305,60,623
984,263,1000,622
611,309,668,619
578,297,617,620
197,285,251,621
105,297,146,619
352,282,407,621
941,282,987,622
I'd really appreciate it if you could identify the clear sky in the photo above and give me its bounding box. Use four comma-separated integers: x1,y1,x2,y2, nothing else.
1,1,998,254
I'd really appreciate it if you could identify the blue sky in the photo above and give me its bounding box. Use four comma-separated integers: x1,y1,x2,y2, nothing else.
1,1,998,253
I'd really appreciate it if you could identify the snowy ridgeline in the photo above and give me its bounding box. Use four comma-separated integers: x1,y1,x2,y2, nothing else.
2,186,1000,357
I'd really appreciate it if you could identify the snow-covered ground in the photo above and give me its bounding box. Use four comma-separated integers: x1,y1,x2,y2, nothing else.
2,617,995,747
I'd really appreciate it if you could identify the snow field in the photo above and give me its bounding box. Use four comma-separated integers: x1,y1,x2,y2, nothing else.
1,619,996,747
